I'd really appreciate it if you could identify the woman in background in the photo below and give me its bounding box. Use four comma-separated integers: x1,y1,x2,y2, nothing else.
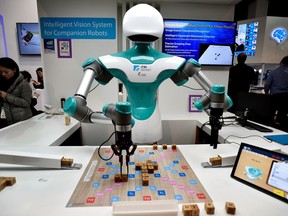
20,70,43,116
0,57,32,127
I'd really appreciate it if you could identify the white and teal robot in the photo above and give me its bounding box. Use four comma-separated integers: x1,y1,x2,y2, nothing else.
64,4,232,174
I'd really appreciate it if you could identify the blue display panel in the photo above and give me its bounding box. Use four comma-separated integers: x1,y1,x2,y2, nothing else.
162,19,237,66
234,21,259,58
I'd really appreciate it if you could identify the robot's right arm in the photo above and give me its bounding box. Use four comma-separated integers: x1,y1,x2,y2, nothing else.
170,58,233,115
64,58,113,123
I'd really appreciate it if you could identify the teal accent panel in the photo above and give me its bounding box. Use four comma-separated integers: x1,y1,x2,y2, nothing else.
102,103,110,114
82,57,96,68
175,79,188,86
102,43,185,120
226,93,233,107
211,84,225,94
131,118,135,127
64,97,77,116
97,80,108,85
188,58,201,67
194,100,204,111
116,102,131,114
107,68,178,120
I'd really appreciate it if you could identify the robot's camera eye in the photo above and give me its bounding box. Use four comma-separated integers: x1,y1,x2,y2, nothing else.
128,35,159,42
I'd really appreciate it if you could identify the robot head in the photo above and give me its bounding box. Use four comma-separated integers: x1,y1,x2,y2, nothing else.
123,4,164,42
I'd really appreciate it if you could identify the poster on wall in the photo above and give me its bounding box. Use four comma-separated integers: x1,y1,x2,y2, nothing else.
57,39,72,58
44,39,55,54
189,95,202,112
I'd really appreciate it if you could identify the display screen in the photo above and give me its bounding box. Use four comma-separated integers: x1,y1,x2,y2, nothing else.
162,19,237,66
231,142,288,204
234,21,259,58
16,23,41,55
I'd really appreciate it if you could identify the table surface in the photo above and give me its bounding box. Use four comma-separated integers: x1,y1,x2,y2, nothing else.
1,112,288,215
0,144,287,216
0,113,81,147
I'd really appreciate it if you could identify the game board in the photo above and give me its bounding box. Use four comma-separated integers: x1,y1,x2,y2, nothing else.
66,145,212,207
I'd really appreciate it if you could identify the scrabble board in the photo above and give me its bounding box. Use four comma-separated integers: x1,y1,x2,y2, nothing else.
66,145,212,207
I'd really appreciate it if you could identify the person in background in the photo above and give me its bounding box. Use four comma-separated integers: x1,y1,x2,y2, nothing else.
20,70,43,116
32,67,44,89
0,57,32,127
227,52,257,113
264,55,288,130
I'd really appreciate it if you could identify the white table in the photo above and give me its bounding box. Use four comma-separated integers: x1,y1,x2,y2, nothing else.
0,144,287,216
0,114,81,146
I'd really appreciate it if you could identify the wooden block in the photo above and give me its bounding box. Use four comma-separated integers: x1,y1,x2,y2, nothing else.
114,174,122,183
0,177,17,192
146,159,152,164
142,173,149,178
209,156,222,166
153,162,158,170
0,180,6,191
141,169,148,173
147,162,153,167
225,202,236,215
65,115,71,125
61,157,73,167
135,163,142,170
162,144,167,150
121,174,128,182
148,165,154,174
153,144,158,150
190,204,199,216
142,177,149,186
204,202,215,214
171,144,177,150
182,204,193,216
141,165,147,170
3,177,16,186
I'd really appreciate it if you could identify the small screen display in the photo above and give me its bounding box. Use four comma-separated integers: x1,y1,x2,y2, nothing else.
231,143,288,204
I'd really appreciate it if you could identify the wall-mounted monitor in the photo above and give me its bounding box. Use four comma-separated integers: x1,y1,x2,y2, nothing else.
16,22,41,55
234,21,259,58
162,19,237,66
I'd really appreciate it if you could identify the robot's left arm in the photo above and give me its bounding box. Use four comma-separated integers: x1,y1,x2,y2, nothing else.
170,58,233,114
64,58,113,123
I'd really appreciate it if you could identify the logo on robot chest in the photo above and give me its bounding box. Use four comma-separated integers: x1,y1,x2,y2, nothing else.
133,65,152,77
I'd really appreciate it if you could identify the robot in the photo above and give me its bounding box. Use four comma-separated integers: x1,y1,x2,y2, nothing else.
64,4,232,177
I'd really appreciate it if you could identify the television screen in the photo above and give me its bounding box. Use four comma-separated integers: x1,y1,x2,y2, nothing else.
16,23,41,55
234,21,259,58
162,19,237,66
234,92,274,126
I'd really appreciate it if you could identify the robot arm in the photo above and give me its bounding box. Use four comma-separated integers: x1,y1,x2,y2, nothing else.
171,58,233,149
64,58,136,177
103,102,137,177
64,58,113,123
171,58,232,114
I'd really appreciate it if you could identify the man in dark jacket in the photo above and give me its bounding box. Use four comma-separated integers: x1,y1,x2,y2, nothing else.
227,52,257,113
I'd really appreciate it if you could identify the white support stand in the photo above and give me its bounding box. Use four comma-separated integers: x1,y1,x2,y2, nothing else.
0,150,81,169
112,200,179,216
